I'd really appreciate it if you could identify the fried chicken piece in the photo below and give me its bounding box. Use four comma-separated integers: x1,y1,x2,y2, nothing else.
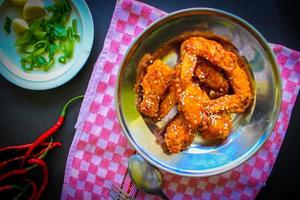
182,37,236,72
176,45,210,128
177,59,232,140
182,36,252,113
175,49,210,129
157,84,177,120
135,54,153,105
206,66,252,114
194,59,229,96
138,59,174,118
164,114,195,153
179,50,197,85
135,54,153,93
175,49,207,129
178,83,210,130
178,81,232,140
136,34,252,152
201,113,232,140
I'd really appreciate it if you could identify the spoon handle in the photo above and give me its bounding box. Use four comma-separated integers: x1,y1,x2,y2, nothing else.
156,189,169,200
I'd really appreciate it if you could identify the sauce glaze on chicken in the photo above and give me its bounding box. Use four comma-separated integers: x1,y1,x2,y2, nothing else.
135,32,253,153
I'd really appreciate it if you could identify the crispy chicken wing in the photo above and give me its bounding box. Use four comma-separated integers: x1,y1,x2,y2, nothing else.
194,59,229,96
178,49,198,85
182,36,252,113
138,59,175,118
201,113,232,140
164,114,195,153
136,34,253,152
183,37,236,72
174,49,209,129
135,53,153,92
178,83,210,129
206,66,252,114
157,84,177,120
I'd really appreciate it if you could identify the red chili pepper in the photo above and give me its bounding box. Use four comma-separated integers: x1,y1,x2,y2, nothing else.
0,185,25,194
0,142,61,170
20,117,64,166
0,185,13,192
0,142,61,181
23,179,37,200
28,158,48,200
0,180,36,199
0,156,23,170
0,142,57,153
0,169,27,182
0,144,32,153
21,95,83,166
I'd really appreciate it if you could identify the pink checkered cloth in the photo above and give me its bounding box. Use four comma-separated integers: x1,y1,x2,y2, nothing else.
61,0,300,199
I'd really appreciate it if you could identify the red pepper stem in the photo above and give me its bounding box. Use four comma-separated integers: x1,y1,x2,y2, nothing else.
25,139,56,172
22,179,37,200
28,158,48,200
60,95,84,117
39,138,53,159
12,184,29,200
0,185,23,192
21,95,83,166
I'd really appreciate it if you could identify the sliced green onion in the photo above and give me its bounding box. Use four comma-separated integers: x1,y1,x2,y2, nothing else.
54,23,67,38
58,56,66,63
12,0,79,73
15,31,31,46
29,21,42,34
73,34,80,41
63,0,72,12
49,44,56,59
21,59,33,72
34,30,47,38
36,56,47,66
21,54,32,62
45,4,56,12
32,40,48,56
23,44,35,53
67,27,73,41
44,58,55,71
64,40,74,58
72,19,77,33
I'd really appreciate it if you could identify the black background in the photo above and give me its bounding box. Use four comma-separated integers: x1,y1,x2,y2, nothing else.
0,0,299,199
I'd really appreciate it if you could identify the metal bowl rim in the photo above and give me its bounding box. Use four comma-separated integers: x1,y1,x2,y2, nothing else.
115,7,282,177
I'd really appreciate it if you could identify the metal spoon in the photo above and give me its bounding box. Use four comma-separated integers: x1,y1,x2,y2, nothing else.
128,154,169,200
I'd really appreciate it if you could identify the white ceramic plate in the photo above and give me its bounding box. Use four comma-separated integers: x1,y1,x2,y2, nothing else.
0,0,93,90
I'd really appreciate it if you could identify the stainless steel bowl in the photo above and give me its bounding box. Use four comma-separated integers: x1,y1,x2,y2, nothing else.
116,8,281,177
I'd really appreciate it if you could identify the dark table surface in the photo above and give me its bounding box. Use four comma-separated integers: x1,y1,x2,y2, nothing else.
1,0,299,199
